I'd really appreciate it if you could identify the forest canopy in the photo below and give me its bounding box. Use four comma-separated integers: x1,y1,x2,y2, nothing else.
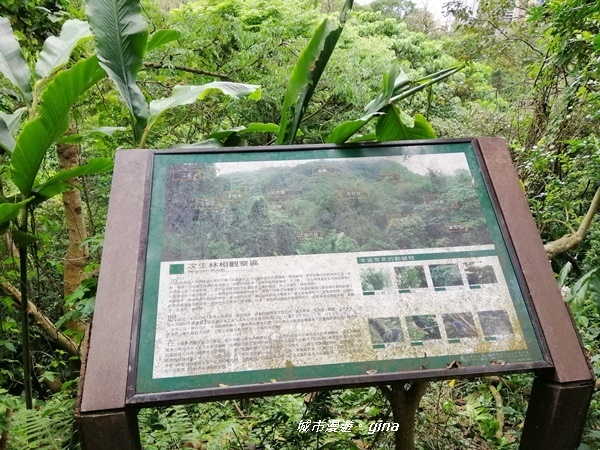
162,155,490,261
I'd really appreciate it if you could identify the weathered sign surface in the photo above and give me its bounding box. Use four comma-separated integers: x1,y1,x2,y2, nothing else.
134,142,547,396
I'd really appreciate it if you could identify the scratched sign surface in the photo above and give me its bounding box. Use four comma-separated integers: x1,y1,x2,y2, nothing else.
135,143,546,394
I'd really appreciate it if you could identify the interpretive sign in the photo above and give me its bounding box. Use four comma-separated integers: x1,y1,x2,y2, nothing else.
79,138,594,450
134,140,548,398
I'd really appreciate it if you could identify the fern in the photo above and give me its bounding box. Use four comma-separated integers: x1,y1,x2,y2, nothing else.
7,393,77,450
139,405,200,449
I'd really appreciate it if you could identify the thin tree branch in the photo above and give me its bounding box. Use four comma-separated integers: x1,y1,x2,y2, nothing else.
482,19,544,56
1,281,80,357
230,41,286,76
544,185,600,258
232,400,244,417
300,96,333,124
143,62,229,80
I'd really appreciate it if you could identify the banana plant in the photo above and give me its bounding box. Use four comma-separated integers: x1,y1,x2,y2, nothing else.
86,0,262,148
0,11,209,406
209,0,356,147
0,17,114,408
0,17,113,219
274,0,461,146
327,64,464,143
276,0,355,145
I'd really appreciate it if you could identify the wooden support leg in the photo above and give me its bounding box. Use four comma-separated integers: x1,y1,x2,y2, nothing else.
520,377,594,450
78,409,141,450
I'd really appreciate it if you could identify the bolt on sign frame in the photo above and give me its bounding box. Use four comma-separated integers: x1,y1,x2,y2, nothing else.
77,138,594,450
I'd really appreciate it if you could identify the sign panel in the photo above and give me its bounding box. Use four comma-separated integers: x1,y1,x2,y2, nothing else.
133,142,548,396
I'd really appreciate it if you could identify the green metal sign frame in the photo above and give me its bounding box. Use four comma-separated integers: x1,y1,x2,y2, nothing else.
133,141,547,399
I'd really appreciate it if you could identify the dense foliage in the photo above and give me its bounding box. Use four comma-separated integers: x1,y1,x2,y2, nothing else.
162,160,488,261
1,0,600,448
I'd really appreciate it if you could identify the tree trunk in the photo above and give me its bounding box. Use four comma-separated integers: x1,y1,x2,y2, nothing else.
1,281,80,357
57,132,89,334
0,407,12,450
544,185,600,258
523,68,557,150
18,208,32,409
36,367,63,393
381,382,429,450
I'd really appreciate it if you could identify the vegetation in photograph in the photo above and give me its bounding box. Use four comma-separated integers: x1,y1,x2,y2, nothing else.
161,158,491,261
395,265,428,289
478,310,514,337
465,263,497,285
369,317,403,344
442,312,478,339
360,268,393,292
429,263,463,287
406,315,441,341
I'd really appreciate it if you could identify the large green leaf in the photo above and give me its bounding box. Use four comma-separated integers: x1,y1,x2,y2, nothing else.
327,66,408,143
557,262,572,288
10,229,39,247
86,0,149,144
0,117,15,153
175,138,224,149
0,107,26,135
10,56,106,196
566,269,594,304
347,133,376,143
33,157,114,198
208,123,280,140
0,18,32,103
148,82,261,127
327,65,460,144
390,65,463,103
368,66,409,113
326,116,376,144
588,269,600,315
376,107,437,141
276,0,354,145
35,19,93,80
147,29,180,52
56,126,126,144
0,198,32,227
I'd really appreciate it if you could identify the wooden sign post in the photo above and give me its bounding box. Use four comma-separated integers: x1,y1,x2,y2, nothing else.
77,138,594,450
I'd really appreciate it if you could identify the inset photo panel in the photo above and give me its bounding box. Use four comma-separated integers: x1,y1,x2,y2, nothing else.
442,313,478,339
406,315,441,341
465,263,498,286
478,310,514,337
360,268,393,293
369,317,403,345
429,264,463,288
395,266,428,290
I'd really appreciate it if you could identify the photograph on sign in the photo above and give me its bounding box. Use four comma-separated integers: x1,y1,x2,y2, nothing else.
135,143,546,395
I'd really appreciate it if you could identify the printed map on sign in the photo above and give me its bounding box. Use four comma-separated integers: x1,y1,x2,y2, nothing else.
136,144,545,393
